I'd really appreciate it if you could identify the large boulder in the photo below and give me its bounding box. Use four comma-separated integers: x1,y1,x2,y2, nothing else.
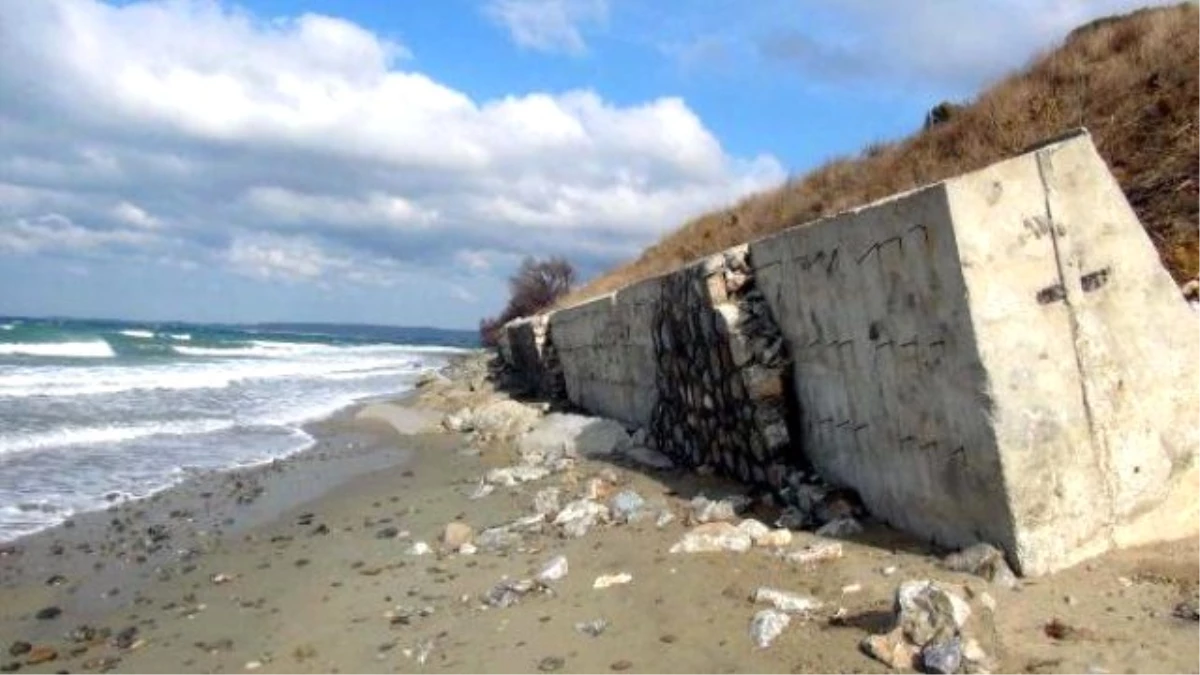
517,414,631,465
470,400,542,437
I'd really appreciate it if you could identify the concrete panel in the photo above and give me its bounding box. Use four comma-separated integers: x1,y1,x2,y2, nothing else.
751,182,1017,559
947,131,1199,574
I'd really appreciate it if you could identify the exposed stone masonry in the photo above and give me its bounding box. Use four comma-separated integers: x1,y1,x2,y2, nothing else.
648,245,798,489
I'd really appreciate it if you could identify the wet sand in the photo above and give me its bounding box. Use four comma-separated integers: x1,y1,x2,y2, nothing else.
0,354,1196,674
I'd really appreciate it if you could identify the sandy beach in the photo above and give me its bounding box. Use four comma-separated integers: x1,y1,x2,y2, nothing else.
0,352,1195,674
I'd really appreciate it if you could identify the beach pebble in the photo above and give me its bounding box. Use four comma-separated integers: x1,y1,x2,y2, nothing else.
608,490,646,523
24,646,56,665
593,573,632,589
7,643,30,658
610,659,633,671
34,607,61,621
458,542,477,555
442,522,474,549
244,660,262,670
753,587,823,615
375,526,399,539
537,555,569,583
669,522,752,554
780,540,843,565
574,619,607,637
406,541,431,556
537,656,564,672
749,609,790,649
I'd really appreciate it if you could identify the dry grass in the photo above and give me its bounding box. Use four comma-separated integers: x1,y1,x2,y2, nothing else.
564,3,1198,306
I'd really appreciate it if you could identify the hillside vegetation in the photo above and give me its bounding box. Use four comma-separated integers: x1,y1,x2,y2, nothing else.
564,2,1198,306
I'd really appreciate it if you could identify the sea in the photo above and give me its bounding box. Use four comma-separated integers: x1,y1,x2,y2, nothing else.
0,316,477,542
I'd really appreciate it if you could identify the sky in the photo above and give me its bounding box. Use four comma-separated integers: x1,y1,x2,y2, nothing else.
0,0,1169,329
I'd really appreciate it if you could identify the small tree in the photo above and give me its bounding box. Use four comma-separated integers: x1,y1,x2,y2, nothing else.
479,256,576,347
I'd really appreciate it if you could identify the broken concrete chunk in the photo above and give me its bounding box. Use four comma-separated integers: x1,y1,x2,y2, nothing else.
536,555,569,583
669,522,752,554
518,414,631,465
780,540,843,565
485,465,550,487
471,400,542,437
593,573,632,589
687,494,750,524
553,499,610,539
608,490,646,524
532,488,562,516
735,518,771,540
752,587,822,615
754,528,793,548
749,609,790,649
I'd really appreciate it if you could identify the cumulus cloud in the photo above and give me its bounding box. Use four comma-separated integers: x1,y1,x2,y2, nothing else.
484,0,608,55
755,0,1172,92
0,0,782,297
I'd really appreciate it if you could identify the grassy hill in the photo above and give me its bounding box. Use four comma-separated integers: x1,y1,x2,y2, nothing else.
565,2,1198,306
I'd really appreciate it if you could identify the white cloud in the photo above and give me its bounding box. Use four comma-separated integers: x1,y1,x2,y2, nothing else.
484,0,607,55
112,201,161,229
0,0,781,289
227,234,332,282
0,213,153,254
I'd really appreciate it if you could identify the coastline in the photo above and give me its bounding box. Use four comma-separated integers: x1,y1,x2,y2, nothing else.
0,351,1195,674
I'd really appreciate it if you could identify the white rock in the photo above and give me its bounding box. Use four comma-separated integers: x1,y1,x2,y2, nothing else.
593,572,632,589
485,465,550,487
458,543,477,555
406,541,431,556
749,609,791,649
753,587,823,615
537,554,569,583
443,407,474,432
655,509,676,529
755,529,794,548
736,518,771,540
609,490,646,523
688,494,749,524
895,580,972,645
532,488,562,516
553,498,610,538
471,400,542,437
781,540,843,565
517,413,630,465
842,583,863,594
669,522,752,554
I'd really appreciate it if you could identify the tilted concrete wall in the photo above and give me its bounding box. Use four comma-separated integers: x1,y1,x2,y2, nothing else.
549,276,662,426
500,130,1198,575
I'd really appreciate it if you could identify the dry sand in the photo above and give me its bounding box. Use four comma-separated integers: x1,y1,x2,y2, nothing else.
0,354,1196,674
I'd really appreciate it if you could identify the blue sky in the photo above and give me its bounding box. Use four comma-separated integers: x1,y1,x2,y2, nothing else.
0,0,1165,328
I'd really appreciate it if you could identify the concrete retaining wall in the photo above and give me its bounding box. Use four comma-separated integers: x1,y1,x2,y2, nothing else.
499,130,1198,575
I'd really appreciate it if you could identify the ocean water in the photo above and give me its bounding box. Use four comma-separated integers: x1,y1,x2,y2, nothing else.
0,316,477,541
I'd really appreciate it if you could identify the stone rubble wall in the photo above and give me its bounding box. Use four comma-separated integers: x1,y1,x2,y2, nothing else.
497,130,1199,576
